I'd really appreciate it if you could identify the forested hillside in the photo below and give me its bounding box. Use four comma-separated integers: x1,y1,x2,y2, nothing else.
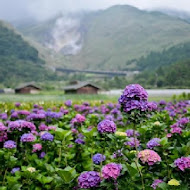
0,21,56,87
127,42,190,71
134,59,190,88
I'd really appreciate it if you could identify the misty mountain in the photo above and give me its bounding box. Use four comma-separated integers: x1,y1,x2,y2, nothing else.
15,5,190,70
156,9,190,23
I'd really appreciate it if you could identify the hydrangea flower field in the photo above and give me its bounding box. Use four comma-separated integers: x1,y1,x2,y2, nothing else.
0,84,189,190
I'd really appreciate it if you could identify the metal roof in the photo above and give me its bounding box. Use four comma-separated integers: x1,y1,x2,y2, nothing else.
64,81,100,90
15,82,41,90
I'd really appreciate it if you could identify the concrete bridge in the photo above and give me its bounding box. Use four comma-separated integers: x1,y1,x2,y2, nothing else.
55,67,138,76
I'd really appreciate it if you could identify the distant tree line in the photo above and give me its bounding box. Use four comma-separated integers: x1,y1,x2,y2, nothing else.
0,23,57,87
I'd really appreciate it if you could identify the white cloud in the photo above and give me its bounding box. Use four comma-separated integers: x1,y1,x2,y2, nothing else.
0,0,190,21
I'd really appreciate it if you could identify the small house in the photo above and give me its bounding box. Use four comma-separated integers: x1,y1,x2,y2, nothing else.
64,81,100,94
15,83,41,94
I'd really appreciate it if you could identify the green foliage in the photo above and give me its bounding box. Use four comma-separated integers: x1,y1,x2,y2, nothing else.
0,21,58,87
134,59,190,88
134,42,190,71
0,99,189,189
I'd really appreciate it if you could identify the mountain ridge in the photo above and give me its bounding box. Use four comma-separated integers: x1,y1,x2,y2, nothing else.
12,5,190,71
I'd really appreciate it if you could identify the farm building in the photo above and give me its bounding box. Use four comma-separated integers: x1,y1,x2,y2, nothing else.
15,83,41,94
64,81,100,94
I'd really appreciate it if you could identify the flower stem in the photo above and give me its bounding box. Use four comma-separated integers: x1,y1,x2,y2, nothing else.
2,168,8,185
133,124,145,190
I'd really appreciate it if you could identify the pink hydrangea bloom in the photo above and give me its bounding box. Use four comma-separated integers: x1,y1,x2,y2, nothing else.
138,149,161,166
166,133,172,138
32,143,42,152
75,114,86,123
171,127,182,134
174,157,190,171
39,123,48,131
102,163,122,179
48,126,56,131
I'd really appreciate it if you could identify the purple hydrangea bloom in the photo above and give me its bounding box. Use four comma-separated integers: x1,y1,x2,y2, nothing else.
78,171,101,189
147,138,161,149
105,114,114,121
97,119,116,133
0,123,8,142
151,179,163,189
39,152,46,158
171,127,182,134
120,84,148,100
126,129,140,137
39,123,48,131
0,113,8,120
15,102,21,107
11,167,20,174
26,113,46,120
125,137,140,148
17,110,30,115
93,153,106,164
159,100,166,105
10,111,19,118
45,111,63,119
75,138,85,144
40,132,54,141
3,140,16,149
64,100,72,107
147,102,158,111
8,120,36,131
174,157,190,171
113,150,124,158
120,99,148,112
20,133,35,142
177,117,189,127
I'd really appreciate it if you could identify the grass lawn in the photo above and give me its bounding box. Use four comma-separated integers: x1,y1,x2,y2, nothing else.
0,92,173,103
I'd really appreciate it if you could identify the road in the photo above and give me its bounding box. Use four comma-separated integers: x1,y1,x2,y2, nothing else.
100,89,190,97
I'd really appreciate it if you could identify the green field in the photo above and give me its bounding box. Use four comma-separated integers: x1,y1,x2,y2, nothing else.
0,93,173,103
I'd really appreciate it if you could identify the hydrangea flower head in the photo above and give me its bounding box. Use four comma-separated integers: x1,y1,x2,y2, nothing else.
126,129,140,137
93,153,106,164
171,127,182,134
8,120,36,131
78,171,101,189
27,167,36,173
177,117,189,127
151,179,163,189
97,119,116,133
40,132,54,141
20,133,35,142
75,114,86,123
174,157,190,171
120,84,148,100
125,137,140,148
75,138,85,144
138,149,161,165
115,131,127,137
39,152,46,158
102,163,122,179
15,102,21,107
11,167,20,174
32,143,42,152
64,100,72,107
146,138,161,149
4,140,16,149
168,179,180,186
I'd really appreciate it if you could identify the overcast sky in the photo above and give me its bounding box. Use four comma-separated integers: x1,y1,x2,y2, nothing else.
0,0,190,21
